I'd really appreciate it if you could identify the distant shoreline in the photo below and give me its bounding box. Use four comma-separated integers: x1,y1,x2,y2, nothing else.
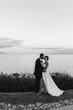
1,47,73,54
1,52,73,54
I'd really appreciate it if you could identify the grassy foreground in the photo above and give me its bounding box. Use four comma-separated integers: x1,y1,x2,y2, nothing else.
0,72,73,109
0,90,73,109
0,90,73,105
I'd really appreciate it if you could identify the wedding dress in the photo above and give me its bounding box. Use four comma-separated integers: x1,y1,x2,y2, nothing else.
41,59,64,96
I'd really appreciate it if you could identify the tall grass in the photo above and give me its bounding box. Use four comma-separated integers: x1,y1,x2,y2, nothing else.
0,72,73,92
51,72,73,90
0,72,35,92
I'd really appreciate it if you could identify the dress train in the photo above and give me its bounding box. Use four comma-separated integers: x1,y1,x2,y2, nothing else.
42,70,64,96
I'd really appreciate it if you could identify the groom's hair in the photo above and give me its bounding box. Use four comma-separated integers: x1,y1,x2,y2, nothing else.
40,53,44,59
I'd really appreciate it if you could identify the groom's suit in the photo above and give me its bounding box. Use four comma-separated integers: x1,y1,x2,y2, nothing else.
34,58,43,93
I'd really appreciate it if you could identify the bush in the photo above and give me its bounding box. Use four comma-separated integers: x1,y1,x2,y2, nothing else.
0,73,35,92
0,72,73,92
51,72,73,90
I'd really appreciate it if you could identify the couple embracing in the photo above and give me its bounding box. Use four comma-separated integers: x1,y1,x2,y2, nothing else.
34,53,64,96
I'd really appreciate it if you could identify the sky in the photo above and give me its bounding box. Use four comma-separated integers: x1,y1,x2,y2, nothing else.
0,0,73,50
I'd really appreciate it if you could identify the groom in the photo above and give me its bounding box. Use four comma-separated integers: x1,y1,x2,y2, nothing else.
34,53,44,93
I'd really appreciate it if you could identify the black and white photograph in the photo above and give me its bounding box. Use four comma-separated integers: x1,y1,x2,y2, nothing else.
0,0,73,110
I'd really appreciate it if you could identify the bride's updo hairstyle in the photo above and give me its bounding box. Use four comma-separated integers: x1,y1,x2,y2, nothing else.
45,56,49,60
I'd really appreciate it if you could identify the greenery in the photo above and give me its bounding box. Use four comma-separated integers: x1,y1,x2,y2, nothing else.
0,71,73,92
0,72,35,92
0,92,73,109
0,72,73,109
51,72,73,90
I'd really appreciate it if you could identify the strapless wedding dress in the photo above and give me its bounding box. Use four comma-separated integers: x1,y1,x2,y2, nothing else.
42,68,64,96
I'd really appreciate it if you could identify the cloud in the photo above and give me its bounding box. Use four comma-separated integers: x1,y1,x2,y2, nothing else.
0,37,24,48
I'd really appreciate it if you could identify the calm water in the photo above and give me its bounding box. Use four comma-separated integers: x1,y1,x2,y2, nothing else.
0,54,73,76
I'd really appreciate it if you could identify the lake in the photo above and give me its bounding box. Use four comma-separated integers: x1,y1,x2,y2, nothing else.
0,53,73,76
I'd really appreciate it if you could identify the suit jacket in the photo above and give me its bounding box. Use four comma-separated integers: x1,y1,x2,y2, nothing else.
34,58,43,78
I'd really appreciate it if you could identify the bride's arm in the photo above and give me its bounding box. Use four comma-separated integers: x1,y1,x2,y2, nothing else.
40,60,48,72
40,60,46,68
41,63,46,68
44,62,49,70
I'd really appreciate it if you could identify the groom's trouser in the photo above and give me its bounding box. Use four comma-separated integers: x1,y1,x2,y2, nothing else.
35,76,41,93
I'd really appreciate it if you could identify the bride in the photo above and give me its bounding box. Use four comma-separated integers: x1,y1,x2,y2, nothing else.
39,56,64,96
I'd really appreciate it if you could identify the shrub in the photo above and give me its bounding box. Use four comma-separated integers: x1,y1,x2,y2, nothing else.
0,72,35,92
51,72,73,90
0,72,73,92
